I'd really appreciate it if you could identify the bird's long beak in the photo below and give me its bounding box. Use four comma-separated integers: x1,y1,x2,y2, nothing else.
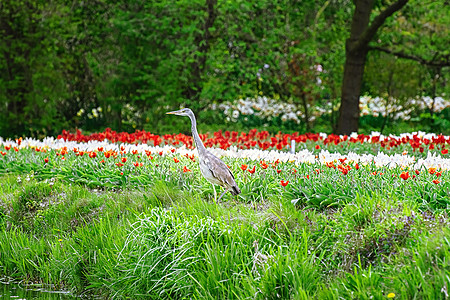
166,110,182,115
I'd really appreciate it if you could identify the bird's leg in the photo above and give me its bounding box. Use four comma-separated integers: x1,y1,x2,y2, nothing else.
212,184,217,202
217,189,228,202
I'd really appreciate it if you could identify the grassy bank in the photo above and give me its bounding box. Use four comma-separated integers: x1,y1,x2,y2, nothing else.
0,173,449,299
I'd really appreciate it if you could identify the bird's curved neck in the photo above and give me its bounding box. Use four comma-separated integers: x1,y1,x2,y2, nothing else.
188,114,206,152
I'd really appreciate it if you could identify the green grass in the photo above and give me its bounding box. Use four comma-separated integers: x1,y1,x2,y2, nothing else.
0,173,449,299
0,141,449,298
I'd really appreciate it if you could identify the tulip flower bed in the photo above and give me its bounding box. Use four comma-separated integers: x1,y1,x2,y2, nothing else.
0,130,449,299
57,128,450,155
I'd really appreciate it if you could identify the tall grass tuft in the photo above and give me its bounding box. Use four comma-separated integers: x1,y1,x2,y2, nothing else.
105,208,226,298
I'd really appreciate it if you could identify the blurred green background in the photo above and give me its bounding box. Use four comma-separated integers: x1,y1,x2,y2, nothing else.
1,0,449,138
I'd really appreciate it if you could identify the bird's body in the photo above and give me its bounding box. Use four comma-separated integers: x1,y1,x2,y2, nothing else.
198,151,240,196
166,108,241,201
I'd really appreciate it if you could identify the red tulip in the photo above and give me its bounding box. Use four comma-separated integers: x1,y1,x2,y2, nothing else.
280,180,289,187
400,171,409,180
326,162,335,169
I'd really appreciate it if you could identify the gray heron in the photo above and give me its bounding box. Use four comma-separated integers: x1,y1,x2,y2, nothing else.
166,108,241,202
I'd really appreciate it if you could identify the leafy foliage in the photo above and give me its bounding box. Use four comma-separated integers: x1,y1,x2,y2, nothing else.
0,0,449,138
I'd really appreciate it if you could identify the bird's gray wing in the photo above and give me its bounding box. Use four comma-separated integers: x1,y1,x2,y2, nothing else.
204,152,237,187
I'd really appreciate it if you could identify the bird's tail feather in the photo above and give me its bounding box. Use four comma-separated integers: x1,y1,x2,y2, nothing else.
231,185,241,196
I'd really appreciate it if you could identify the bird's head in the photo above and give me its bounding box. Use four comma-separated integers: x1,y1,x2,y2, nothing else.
166,108,192,117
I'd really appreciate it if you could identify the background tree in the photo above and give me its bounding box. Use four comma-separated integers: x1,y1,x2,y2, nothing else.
0,0,448,138
337,0,409,134
337,0,450,134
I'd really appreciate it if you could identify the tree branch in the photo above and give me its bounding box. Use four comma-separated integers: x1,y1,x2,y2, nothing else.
355,0,409,50
369,46,450,67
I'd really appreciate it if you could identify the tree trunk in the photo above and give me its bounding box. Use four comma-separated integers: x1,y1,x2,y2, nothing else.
337,46,369,134
183,0,217,102
336,0,409,134
380,68,395,133
301,92,311,131
337,0,374,134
